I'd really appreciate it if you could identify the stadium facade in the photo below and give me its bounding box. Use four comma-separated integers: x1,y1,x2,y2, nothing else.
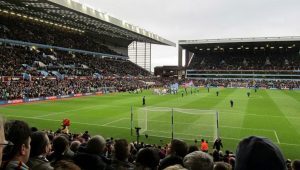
175,37,300,80
0,0,175,72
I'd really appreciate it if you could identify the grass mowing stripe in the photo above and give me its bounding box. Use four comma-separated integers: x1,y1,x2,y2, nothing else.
5,114,288,144
1,89,300,159
266,90,300,144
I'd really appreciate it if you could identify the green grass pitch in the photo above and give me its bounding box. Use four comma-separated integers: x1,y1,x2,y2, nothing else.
0,88,300,159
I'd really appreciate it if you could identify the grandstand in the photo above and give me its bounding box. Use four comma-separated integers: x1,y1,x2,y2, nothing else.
0,0,175,71
178,37,300,82
0,0,176,102
1,0,300,169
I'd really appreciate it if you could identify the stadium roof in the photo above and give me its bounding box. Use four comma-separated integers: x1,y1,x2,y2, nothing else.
179,36,300,53
0,0,175,47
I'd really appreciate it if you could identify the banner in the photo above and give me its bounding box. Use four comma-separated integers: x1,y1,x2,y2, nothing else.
7,99,24,104
0,91,106,105
74,93,83,97
83,93,93,96
59,95,73,99
46,96,57,100
27,98,43,102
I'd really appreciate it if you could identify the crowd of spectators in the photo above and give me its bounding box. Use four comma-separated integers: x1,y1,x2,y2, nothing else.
191,79,300,89
0,45,150,77
0,14,124,56
188,52,300,71
0,78,150,100
0,43,153,100
0,118,299,170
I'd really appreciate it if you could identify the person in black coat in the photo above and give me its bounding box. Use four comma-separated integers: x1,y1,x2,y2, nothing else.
158,139,188,170
73,135,113,170
213,138,223,152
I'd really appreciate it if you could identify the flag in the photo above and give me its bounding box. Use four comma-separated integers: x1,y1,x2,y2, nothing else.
188,80,194,87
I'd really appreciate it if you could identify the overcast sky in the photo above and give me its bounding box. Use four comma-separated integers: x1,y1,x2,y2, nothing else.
77,0,300,71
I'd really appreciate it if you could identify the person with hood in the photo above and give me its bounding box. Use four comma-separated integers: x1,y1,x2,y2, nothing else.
235,136,286,170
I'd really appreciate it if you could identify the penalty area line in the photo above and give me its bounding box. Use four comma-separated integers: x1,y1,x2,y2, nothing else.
102,118,127,126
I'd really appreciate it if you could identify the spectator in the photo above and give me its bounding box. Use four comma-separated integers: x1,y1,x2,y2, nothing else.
70,141,81,153
213,138,223,152
223,150,234,163
183,151,214,170
163,164,187,170
212,150,220,162
2,120,31,170
200,139,209,153
73,135,112,170
159,139,188,170
188,145,199,154
47,135,74,166
235,136,286,170
292,160,300,170
0,116,6,166
214,162,232,170
27,131,53,170
286,159,292,170
53,160,80,170
135,147,160,170
111,139,134,169
82,131,91,142
228,157,235,170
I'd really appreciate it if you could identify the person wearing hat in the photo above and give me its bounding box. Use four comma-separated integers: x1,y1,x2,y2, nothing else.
235,136,286,170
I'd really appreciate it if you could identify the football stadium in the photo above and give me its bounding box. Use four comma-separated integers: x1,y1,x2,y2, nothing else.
0,0,300,169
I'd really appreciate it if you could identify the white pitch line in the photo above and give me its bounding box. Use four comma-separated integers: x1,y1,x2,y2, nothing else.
280,142,300,146
124,118,275,132
34,105,103,118
0,107,53,114
102,118,127,126
274,130,280,144
220,125,273,132
5,114,130,129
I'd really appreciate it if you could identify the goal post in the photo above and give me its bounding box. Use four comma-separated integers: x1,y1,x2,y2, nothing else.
131,106,219,142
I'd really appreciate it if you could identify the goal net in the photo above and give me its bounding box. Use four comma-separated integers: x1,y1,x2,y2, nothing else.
131,106,219,142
